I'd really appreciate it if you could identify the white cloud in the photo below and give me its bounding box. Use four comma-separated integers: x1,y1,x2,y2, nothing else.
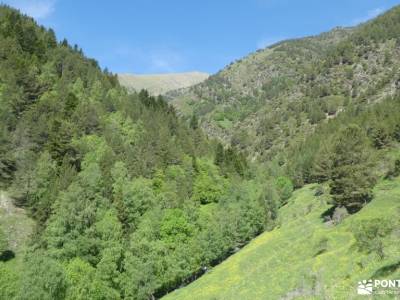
351,7,384,25
3,0,56,19
257,37,285,49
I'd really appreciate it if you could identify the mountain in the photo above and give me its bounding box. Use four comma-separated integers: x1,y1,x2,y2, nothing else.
168,6,400,168
118,71,209,95
1,4,400,300
0,5,265,300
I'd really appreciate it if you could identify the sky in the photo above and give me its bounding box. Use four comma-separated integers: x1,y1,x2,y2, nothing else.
2,0,400,74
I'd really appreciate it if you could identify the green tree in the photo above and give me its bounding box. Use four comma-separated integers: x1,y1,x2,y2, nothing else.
259,184,279,228
160,209,194,246
192,161,225,204
311,142,333,183
330,125,376,212
18,253,67,300
189,114,199,130
214,143,225,167
65,258,120,300
27,151,57,223
352,218,393,259
275,176,294,204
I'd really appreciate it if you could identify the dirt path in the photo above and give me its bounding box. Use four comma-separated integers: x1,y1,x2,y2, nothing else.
0,191,34,253
0,191,15,215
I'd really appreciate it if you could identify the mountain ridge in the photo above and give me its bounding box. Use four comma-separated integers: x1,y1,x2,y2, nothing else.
168,7,400,166
1,3,400,300
118,71,209,95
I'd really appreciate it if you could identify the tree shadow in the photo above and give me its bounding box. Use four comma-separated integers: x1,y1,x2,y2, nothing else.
372,261,400,278
320,206,336,222
0,250,15,262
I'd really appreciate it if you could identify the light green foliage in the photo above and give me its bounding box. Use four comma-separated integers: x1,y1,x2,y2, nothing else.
0,260,20,299
27,151,57,222
192,160,226,204
2,4,400,300
352,218,393,258
275,176,294,203
160,209,194,245
44,161,108,261
18,253,67,300
259,183,280,227
111,161,156,229
164,179,400,300
73,135,112,167
66,258,120,300
105,112,142,151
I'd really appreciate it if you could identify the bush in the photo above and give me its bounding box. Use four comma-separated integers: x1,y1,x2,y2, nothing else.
275,176,294,204
352,218,392,259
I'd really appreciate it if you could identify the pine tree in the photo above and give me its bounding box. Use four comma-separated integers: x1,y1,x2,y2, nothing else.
311,142,333,183
189,114,199,130
330,125,376,213
214,143,225,167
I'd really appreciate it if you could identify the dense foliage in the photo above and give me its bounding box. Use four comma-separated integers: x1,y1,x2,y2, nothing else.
2,4,400,300
169,5,400,172
0,6,283,299
169,5,400,214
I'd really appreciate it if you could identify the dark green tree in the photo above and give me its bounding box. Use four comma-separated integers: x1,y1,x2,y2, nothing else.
311,142,333,183
189,114,199,130
214,143,225,167
330,125,376,212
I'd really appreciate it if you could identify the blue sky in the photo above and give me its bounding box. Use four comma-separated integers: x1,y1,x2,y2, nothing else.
2,0,400,74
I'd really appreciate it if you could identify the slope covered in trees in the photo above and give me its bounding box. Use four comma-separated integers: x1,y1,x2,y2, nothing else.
0,5,277,300
1,4,400,300
169,5,400,171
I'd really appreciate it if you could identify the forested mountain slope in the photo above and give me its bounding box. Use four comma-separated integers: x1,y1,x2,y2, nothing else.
0,4,400,300
169,6,400,167
118,72,209,96
164,87,400,298
0,5,269,300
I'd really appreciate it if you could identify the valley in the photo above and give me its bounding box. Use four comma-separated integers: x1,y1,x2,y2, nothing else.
0,3,400,300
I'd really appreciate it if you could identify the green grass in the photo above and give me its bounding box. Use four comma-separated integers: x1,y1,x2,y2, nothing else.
163,178,400,300
0,192,35,298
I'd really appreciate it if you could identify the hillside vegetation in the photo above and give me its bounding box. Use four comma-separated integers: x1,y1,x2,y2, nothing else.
118,72,209,95
169,6,400,169
164,178,400,300
1,3,400,300
0,6,270,300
